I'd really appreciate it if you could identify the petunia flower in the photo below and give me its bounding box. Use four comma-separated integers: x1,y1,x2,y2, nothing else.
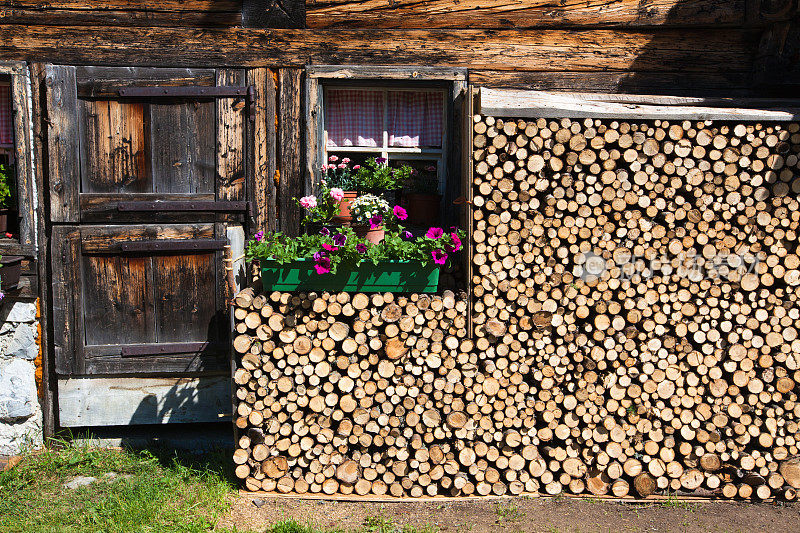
425,227,444,239
332,233,347,246
446,233,462,253
254,230,264,242
431,249,448,265
369,214,383,230
328,155,339,163
299,195,317,209
319,227,331,236
322,243,338,252
329,188,345,201
375,157,387,164
356,243,367,254
393,206,408,221
314,255,332,275
402,230,413,240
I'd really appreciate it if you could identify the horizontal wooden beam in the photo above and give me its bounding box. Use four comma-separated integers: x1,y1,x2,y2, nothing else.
477,87,800,120
307,65,467,81
0,25,759,73
306,0,750,29
58,376,231,426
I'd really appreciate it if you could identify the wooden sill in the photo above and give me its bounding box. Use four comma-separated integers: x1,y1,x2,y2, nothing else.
0,239,35,257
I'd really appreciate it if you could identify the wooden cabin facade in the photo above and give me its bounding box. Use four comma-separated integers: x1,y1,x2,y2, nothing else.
0,1,798,449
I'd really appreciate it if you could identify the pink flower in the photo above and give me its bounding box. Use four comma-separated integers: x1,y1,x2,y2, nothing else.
393,205,408,221
446,232,462,253
328,155,339,163
322,243,338,252
425,165,436,172
338,163,347,169
353,165,361,170
321,164,329,171
314,255,331,275
425,227,444,239
342,157,351,164
299,195,317,209
330,188,345,201
432,249,448,265
369,214,383,230
254,230,264,242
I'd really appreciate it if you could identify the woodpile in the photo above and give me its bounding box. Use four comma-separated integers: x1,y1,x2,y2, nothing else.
233,115,800,500
471,115,800,500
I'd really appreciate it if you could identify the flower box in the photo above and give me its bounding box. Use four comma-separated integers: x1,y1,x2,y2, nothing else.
0,255,22,291
261,260,440,293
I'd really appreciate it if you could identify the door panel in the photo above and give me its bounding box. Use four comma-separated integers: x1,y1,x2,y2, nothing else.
153,253,218,343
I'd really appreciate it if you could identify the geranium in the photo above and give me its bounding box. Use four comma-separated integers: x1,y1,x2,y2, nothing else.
338,163,347,169
393,206,408,221
353,165,361,170
328,155,339,163
356,243,367,254
431,249,448,265
446,232,462,252
332,233,347,246
299,195,317,209
342,157,351,164
330,188,344,201
426,227,444,239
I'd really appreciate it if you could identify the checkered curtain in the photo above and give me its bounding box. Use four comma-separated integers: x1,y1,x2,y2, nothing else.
325,89,384,147
0,85,12,145
388,90,443,148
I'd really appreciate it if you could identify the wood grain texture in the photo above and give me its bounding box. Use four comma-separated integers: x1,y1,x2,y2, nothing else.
44,64,80,223
216,69,247,203
0,26,760,73
248,67,278,232
306,0,747,29
278,68,302,236
51,226,83,374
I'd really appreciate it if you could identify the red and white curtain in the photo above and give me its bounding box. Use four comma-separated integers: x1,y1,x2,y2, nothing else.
0,85,12,145
326,88,443,149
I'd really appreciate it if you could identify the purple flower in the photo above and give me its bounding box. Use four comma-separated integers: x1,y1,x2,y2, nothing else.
356,243,367,254
393,206,408,221
319,227,331,236
314,255,331,275
332,233,347,246
254,230,264,242
369,214,383,230
426,227,444,239
322,243,338,252
446,233,462,253
431,249,448,265
313,251,326,262
375,157,387,164
402,230,413,240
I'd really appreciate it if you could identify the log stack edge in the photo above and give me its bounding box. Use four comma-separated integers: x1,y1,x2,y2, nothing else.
233,114,800,500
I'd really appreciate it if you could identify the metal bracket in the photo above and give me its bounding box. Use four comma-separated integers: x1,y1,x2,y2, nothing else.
118,85,257,121
116,239,228,253
117,201,250,213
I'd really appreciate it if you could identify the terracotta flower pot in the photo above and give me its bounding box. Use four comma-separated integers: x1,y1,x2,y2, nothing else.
0,209,9,234
333,191,359,224
406,193,441,226
354,225,385,244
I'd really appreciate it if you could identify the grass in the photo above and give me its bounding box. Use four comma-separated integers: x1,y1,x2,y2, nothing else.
265,516,440,533
0,438,236,533
494,500,525,524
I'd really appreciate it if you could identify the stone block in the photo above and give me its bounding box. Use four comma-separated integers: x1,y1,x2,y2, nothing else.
4,302,36,323
0,358,37,422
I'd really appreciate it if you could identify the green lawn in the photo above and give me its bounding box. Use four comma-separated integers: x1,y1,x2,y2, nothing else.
0,440,237,533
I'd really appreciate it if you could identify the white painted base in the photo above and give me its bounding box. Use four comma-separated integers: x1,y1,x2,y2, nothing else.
58,376,231,427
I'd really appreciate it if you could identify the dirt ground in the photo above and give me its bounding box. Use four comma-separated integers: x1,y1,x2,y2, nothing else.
219,494,800,533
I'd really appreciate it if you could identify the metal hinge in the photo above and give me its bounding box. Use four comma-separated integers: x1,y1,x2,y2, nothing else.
118,85,257,121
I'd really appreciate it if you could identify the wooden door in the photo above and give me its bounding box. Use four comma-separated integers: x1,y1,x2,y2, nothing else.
46,65,250,375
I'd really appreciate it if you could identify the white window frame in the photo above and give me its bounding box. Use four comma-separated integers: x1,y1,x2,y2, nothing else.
322,85,449,194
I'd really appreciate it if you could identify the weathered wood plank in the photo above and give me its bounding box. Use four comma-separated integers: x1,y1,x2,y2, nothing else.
306,0,747,29
79,223,215,253
75,66,215,97
478,87,800,120
78,192,217,222
0,1,240,11
247,67,277,232
0,26,760,74
51,226,82,374
0,7,241,28
44,64,80,223
278,68,302,236
82,353,228,374
243,0,305,28
216,69,246,203
57,376,231,426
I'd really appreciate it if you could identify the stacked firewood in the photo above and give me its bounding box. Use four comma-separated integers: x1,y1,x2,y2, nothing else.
470,116,800,499
233,116,800,500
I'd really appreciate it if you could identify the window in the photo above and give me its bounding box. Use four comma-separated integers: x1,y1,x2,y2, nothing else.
323,86,448,193
0,79,12,166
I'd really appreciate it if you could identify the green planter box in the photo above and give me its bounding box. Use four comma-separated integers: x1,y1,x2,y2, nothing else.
261,260,440,293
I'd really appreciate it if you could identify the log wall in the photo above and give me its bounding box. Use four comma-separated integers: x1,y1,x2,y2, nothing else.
233,114,800,500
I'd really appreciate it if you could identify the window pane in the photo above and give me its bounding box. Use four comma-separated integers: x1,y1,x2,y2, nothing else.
0,84,12,145
387,90,443,148
325,89,384,148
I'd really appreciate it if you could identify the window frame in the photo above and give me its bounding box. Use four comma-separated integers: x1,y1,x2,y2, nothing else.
305,66,468,222
0,62,35,256
322,85,449,193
